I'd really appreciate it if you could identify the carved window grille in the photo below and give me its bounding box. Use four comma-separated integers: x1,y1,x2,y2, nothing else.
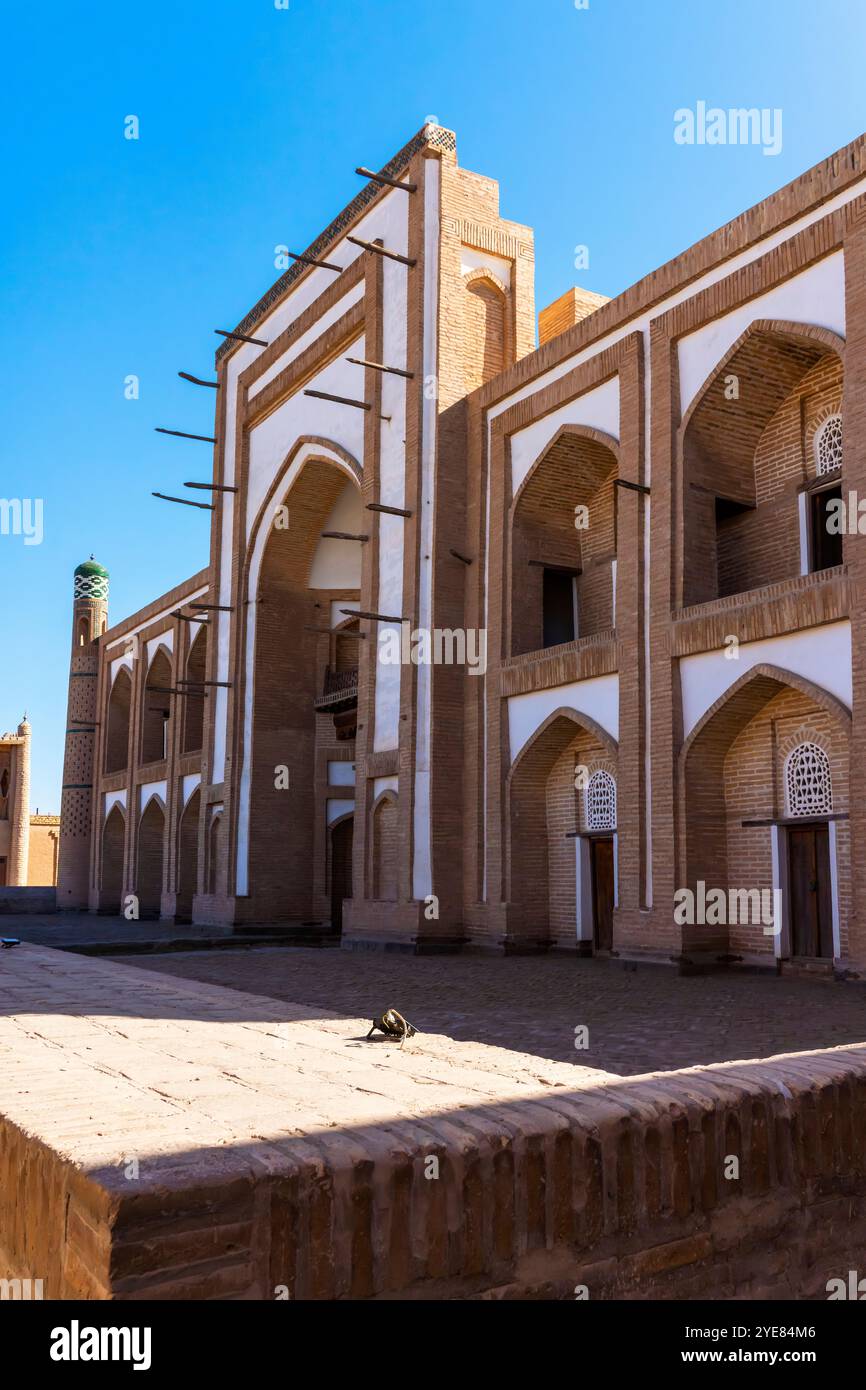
814,414,843,476
785,742,833,817
585,770,617,830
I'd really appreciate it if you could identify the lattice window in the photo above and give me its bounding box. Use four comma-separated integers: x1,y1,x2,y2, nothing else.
785,742,833,817
814,413,843,476
585,770,617,830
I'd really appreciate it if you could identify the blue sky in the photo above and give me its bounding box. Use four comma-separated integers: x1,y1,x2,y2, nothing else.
2,0,864,812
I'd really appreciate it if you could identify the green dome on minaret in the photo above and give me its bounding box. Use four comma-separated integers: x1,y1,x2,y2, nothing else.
73,555,109,600
74,555,109,580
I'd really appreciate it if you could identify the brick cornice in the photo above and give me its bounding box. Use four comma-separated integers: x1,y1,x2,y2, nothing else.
656,209,861,348
446,216,533,261
475,137,866,411
101,570,209,648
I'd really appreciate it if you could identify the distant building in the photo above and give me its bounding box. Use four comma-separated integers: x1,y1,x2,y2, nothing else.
0,719,59,885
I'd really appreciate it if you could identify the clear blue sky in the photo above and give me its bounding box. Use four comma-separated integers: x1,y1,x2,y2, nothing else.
2,0,863,813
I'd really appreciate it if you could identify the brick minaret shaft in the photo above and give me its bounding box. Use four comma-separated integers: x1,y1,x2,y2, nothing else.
57,558,109,908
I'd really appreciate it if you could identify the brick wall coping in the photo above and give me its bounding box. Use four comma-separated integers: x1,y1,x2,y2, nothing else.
215,124,458,364
672,565,848,623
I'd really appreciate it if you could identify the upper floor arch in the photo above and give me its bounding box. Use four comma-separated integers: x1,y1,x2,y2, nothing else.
508,424,620,657
677,319,846,609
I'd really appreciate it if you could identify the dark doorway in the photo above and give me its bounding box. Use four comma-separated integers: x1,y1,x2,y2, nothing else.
330,816,353,935
788,821,834,958
590,835,615,952
810,484,843,573
0,858,6,887
542,568,576,648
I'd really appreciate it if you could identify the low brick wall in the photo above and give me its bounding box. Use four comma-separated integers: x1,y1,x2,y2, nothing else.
2,947,866,1299
0,886,56,915
119,1051,866,1298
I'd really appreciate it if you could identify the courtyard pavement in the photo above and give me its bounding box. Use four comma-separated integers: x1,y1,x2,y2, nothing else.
108,945,866,1077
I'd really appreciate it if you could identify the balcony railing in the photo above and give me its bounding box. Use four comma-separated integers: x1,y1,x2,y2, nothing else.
313,667,359,711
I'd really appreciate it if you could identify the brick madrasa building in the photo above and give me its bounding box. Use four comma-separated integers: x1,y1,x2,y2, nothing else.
57,124,866,975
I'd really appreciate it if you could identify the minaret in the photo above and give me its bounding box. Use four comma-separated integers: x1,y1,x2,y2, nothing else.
8,717,31,885
57,557,109,908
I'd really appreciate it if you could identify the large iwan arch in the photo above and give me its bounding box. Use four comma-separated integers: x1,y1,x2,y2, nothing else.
238,442,363,921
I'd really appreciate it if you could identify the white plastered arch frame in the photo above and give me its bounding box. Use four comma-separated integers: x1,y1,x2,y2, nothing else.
144,640,173,681
109,653,134,688
104,789,127,819
139,787,167,828
236,440,362,896
182,773,202,809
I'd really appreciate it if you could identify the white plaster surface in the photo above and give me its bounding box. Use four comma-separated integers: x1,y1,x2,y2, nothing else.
104,790,126,818
182,774,201,807
511,377,620,496
309,483,363,589
677,253,845,417
139,780,167,813
507,674,620,763
373,776,398,800
679,622,852,738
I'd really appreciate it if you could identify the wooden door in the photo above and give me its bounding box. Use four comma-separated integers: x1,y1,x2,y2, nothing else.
788,822,833,958
330,817,353,935
591,836,615,952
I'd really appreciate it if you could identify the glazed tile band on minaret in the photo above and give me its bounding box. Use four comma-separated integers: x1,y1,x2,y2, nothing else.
57,557,109,907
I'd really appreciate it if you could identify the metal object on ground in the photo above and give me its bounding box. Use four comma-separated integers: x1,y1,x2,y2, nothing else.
366,1008,418,1048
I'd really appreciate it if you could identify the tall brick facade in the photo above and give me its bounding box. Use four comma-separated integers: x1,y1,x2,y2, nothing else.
56,124,866,978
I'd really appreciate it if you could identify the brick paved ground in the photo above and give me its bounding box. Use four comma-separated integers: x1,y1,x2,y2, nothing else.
110,947,866,1076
